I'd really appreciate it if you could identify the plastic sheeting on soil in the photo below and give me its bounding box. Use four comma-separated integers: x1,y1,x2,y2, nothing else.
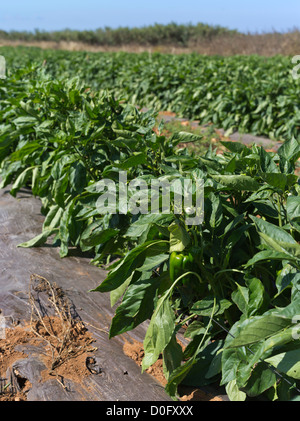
0,186,172,401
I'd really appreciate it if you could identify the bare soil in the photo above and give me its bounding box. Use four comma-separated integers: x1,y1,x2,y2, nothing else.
0,316,97,401
123,338,224,402
0,323,36,401
0,274,99,401
36,315,97,384
0,272,227,402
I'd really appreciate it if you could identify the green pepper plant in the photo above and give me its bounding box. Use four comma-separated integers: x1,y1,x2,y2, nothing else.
1,56,300,401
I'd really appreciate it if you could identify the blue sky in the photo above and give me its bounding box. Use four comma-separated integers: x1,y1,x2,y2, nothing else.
0,0,299,33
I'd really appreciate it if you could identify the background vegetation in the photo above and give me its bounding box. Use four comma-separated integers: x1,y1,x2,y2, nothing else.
0,23,299,55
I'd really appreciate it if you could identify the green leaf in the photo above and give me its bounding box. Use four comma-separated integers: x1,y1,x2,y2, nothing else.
110,274,133,308
168,221,190,252
220,141,248,154
225,380,247,401
210,175,260,192
265,349,300,380
262,173,289,191
17,228,59,248
163,334,184,382
9,142,42,162
52,174,69,208
69,161,87,194
205,349,223,379
245,276,267,317
109,274,161,338
136,254,169,272
191,296,232,317
116,152,147,170
59,198,76,257
171,131,203,144
10,167,34,197
81,228,118,247
91,240,169,292
244,249,297,268
184,321,205,339
165,356,196,400
182,340,223,387
13,116,38,126
124,214,174,239
227,314,292,348
277,137,300,164
287,196,300,222
221,321,248,386
259,146,279,173
276,264,300,294
250,215,300,259
43,205,64,230
209,192,223,228
142,291,175,371
231,284,249,315
238,363,276,397
232,326,298,391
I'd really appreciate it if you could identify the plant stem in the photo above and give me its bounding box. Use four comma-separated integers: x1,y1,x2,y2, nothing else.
277,193,282,227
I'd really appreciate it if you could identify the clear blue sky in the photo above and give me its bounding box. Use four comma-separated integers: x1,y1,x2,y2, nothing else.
1,0,299,33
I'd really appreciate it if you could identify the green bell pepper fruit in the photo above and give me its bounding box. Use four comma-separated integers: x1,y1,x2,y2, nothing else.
169,251,195,285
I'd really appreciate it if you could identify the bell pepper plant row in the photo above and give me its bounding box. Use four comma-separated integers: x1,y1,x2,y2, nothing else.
0,50,300,401
1,46,300,142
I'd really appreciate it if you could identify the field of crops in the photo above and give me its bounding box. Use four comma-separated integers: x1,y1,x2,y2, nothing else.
1,46,300,401
1,46,300,142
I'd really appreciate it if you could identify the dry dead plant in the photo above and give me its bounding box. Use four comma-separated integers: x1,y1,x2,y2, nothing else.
28,274,97,388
